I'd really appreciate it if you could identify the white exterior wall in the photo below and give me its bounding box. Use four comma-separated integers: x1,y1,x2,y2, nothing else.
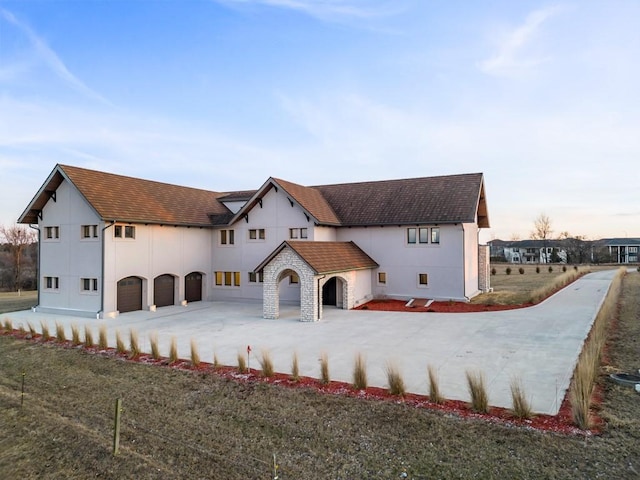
38,180,103,316
102,224,212,316
335,224,468,301
462,222,480,299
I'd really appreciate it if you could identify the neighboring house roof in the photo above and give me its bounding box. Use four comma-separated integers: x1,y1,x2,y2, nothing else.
19,164,229,227
255,241,379,274
596,238,640,246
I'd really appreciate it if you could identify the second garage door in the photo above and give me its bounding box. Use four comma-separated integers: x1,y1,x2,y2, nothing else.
154,274,175,308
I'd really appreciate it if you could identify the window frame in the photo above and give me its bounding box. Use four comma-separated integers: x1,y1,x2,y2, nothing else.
377,272,387,284
249,228,266,241
418,273,429,287
81,225,98,239
44,276,60,290
44,226,60,240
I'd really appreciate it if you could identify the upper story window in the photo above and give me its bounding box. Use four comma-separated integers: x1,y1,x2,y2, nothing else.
81,225,98,239
220,229,235,245
81,278,98,292
629,246,638,253
44,276,60,290
114,225,135,239
45,226,60,240
407,227,439,245
289,228,308,240
249,228,265,240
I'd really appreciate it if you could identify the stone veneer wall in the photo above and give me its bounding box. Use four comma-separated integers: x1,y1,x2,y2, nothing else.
478,244,491,293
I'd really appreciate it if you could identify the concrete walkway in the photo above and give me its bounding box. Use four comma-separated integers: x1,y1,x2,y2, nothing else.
0,269,619,415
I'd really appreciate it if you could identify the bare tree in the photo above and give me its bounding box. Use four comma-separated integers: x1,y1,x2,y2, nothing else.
530,214,553,263
0,224,37,291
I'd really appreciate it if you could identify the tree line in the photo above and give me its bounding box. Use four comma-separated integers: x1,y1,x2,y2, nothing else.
0,224,38,291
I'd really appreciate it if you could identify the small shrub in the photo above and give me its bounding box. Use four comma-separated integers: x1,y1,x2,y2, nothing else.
190,338,201,367
562,265,567,272
27,322,37,338
115,330,126,354
84,325,94,348
291,351,300,382
169,336,178,363
320,352,330,384
70,324,81,345
40,321,50,341
386,361,406,396
149,332,160,360
518,267,525,275
352,352,368,390
466,370,489,413
237,351,247,373
536,266,540,273
18,324,26,335
129,329,140,357
259,349,274,377
491,267,496,276
428,365,444,404
2,318,12,332
55,322,66,343
548,266,553,273
98,324,108,350
510,378,533,419
505,267,512,275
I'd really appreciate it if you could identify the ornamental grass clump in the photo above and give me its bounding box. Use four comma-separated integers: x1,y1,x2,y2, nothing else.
352,352,368,390
27,322,37,338
169,336,179,364
237,351,247,373
129,329,141,358
510,378,533,419
98,324,108,350
55,322,66,343
190,338,201,367
259,349,274,378
290,351,300,382
84,325,94,348
213,350,221,369
70,324,81,345
386,361,406,396
115,330,126,354
40,321,50,341
319,352,330,385
149,332,160,360
466,370,489,413
428,365,444,405
2,318,13,332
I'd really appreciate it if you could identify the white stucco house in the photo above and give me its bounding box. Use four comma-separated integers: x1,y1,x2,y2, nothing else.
19,165,491,321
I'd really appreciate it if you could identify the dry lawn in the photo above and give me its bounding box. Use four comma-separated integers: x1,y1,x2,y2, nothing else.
0,291,37,315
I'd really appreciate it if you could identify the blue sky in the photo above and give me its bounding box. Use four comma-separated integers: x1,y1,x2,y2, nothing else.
1,0,638,242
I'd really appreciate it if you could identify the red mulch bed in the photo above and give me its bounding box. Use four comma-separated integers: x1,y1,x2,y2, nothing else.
2,329,600,436
355,299,533,313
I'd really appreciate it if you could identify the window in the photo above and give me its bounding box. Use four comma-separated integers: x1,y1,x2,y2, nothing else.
407,228,417,244
629,246,638,253
220,229,235,245
431,227,440,244
81,225,98,239
215,271,241,287
114,225,136,239
248,271,264,283
45,226,60,239
419,228,429,244
289,228,308,240
44,276,59,289
378,272,387,284
418,273,429,286
289,272,299,284
81,278,98,292
249,228,265,240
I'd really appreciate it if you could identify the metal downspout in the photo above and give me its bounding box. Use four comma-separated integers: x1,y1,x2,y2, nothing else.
100,221,116,317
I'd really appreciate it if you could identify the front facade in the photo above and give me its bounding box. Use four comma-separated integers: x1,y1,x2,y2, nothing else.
20,165,491,321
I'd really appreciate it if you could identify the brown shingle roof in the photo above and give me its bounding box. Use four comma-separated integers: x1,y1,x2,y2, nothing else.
255,241,378,274
19,165,229,226
314,173,489,227
271,178,341,225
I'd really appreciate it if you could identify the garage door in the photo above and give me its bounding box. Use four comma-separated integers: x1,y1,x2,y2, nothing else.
185,272,202,302
117,276,142,313
154,274,175,308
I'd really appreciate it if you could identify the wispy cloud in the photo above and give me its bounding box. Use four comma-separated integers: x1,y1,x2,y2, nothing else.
215,0,400,21
0,8,110,105
478,6,563,76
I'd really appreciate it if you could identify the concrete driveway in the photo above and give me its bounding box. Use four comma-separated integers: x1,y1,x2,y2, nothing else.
1,269,618,415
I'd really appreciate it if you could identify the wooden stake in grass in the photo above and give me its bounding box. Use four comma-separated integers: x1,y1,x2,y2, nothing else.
190,338,201,367
466,370,489,413
98,324,108,350
84,325,94,348
510,377,533,419
115,329,126,354
149,332,160,360
259,349,274,377
129,329,140,358
55,322,66,343
319,352,330,385
237,351,247,373
169,336,178,364
428,364,444,404
71,324,81,345
291,351,300,382
352,352,367,390
385,361,406,396
40,321,50,341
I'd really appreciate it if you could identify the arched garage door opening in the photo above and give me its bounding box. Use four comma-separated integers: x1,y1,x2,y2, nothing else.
154,274,175,308
185,272,203,302
322,276,345,307
117,276,142,313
